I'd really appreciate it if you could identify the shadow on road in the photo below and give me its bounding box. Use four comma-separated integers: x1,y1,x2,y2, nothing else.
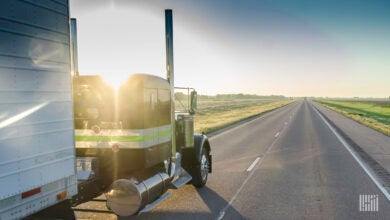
121,186,244,220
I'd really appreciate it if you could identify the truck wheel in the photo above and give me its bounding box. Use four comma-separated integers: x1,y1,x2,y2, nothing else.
191,148,210,187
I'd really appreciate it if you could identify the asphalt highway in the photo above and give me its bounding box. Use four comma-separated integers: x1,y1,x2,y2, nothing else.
74,100,390,219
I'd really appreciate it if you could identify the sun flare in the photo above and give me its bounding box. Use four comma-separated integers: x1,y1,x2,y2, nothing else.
101,73,129,90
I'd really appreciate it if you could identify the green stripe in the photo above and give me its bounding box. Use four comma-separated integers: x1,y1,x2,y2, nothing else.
75,130,171,142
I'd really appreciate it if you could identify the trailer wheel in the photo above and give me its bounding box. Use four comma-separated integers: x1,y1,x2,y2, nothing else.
191,148,210,187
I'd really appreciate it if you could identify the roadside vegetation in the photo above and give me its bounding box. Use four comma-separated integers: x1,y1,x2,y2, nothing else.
314,99,390,136
175,93,295,134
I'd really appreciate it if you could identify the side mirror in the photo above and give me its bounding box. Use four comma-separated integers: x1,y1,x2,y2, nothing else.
190,90,197,114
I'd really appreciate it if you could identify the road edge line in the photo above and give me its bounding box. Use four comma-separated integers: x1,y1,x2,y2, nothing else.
312,103,390,201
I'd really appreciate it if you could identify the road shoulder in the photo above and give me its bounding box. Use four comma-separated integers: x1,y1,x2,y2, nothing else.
312,102,390,195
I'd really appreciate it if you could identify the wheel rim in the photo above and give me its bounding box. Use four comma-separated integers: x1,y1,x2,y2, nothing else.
200,154,208,182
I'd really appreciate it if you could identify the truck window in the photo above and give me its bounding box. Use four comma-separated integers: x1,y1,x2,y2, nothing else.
158,89,171,126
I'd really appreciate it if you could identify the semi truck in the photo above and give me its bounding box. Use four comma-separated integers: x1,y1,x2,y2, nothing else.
0,1,212,219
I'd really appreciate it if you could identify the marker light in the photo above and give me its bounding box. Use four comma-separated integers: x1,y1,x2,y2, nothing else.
56,191,67,200
112,143,120,152
21,187,41,199
92,125,100,134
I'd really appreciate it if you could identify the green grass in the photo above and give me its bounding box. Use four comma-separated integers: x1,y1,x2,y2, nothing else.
193,99,296,134
314,99,390,136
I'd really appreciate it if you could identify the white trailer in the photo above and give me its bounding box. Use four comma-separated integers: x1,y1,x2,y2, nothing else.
0,0,77,219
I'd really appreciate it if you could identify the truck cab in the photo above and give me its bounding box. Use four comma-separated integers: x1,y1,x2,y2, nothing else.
73,74,172,186
72,73,211,216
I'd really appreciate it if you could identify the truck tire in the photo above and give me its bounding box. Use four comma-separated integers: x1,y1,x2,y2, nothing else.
191,148,210,187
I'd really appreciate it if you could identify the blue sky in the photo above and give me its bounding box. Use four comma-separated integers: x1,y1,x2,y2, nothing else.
70,0,390,97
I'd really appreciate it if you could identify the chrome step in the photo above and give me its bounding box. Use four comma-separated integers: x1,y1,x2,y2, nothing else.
171,169,192,189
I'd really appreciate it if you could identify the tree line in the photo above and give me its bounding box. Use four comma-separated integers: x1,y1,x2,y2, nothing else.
175,92,286,100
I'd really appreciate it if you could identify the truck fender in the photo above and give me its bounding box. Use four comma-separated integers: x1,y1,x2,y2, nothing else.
193,134,212,173
182,134,212,173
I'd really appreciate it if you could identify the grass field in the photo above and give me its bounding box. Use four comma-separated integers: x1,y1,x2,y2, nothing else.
192,99,295,134
314,99,390,136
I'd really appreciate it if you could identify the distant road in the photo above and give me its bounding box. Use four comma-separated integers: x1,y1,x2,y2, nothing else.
75,100,390,220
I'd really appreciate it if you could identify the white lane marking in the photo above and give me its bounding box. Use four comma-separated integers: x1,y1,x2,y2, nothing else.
275,132,280,138
312,104,390,201
246,157,261,172
217,211,226,220
216,126,286,220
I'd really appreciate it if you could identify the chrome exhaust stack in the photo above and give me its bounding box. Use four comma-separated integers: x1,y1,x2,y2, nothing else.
106,172,171,216
165,9,177,156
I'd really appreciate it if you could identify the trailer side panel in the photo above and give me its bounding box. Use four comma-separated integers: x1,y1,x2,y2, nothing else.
0,0,76,218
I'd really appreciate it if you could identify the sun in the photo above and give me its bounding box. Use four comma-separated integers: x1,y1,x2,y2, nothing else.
101,73,129,90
